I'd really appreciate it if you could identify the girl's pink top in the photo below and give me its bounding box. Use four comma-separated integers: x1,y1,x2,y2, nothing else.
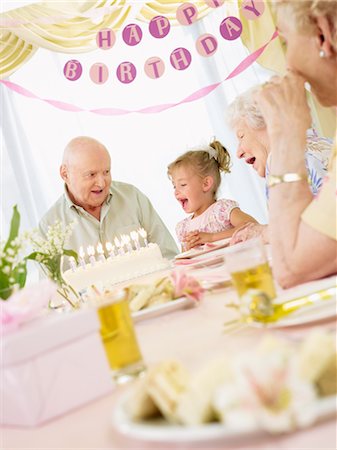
176,198,239,243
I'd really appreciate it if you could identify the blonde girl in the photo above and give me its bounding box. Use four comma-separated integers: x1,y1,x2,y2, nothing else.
168,140,257,250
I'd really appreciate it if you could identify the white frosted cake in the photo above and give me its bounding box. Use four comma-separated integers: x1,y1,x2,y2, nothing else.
63,243,170,294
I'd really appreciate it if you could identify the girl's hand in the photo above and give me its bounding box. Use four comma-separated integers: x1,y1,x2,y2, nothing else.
256,72,311,140
183,231,214,250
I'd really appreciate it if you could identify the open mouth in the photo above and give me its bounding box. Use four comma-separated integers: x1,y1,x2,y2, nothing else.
245,157,256,165
91,189,104,195
178,198,188,209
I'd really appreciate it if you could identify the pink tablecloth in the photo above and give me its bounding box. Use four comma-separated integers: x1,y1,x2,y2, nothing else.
2,280,336,449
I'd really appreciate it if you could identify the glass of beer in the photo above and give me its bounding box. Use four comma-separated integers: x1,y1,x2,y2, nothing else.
225,238,276,302
96,289,146,383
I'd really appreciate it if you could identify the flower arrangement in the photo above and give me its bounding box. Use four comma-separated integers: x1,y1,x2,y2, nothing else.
27,221,79,308
170,270,205,302
0,206,29,300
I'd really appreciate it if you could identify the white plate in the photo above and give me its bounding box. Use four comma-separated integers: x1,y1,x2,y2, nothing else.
252,296,337,329
175,238,230,260
112,394,337,443
132,297,195,323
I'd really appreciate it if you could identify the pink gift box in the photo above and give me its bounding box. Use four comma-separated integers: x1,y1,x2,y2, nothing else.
1,308,113,427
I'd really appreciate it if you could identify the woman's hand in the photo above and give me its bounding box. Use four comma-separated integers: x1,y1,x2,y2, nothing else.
182,231,214,250
230,223,269,245
256,72,311,141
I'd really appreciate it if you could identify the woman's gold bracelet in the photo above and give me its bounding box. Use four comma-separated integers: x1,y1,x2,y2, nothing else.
267,173,307,188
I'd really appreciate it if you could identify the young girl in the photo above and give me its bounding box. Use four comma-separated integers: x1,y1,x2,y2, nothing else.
168,140,257,250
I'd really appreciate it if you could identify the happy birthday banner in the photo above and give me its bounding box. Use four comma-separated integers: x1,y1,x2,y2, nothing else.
0,29,277,116
63,0,267,84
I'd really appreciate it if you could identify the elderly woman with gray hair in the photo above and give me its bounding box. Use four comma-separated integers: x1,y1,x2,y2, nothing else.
227,85,332,245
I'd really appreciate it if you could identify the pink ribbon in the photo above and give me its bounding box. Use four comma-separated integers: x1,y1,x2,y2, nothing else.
0,30,278,115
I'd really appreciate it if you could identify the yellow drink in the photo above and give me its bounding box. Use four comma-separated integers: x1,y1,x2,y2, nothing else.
97,295,143,372
231,262,276,300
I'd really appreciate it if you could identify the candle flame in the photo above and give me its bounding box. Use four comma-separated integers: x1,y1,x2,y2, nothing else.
97,243,104,254
106,241,112,251
138,228,147,238
87,245,95,256
79,246,85,258
114,236,121,247
130,230,139,241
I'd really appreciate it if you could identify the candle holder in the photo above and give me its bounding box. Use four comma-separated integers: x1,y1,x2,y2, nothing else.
87,246,96,266
130,230,140,251
138,228,148,247
69,256,77,272
122,234,133,253
79,246,86,269
114,237,125,256
97,243,106,263
106,242,116,259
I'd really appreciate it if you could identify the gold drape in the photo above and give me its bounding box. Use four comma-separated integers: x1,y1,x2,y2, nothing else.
237,0,335,138
1,0,334,136
137,0,211,23
0,1,132,78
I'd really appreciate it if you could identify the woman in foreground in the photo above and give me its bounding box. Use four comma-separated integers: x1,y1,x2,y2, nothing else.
255,0,336,287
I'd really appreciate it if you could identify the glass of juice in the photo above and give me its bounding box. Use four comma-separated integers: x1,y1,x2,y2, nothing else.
96,289,146,383
225,238,276,302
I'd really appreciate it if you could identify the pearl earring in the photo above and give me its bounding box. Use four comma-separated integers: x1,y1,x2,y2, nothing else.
319,49,326,58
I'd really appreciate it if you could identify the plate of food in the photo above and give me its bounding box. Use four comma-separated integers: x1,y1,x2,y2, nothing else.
113,394,336,443
174,238,230,260
132,296,195,322
112,332,337,443
125,273,202,322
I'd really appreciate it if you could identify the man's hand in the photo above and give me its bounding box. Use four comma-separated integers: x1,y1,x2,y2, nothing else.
230,223,269,245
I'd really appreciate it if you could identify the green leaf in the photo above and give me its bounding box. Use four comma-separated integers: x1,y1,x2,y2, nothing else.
12,263,27,289
63,249,78,262
4,205,20,251
26,251,48,262
0,270,10,290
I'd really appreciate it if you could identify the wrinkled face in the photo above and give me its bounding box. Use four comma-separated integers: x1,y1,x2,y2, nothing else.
234,118,270,178
63,147,111,210
171,164,206,215
277,14,335,106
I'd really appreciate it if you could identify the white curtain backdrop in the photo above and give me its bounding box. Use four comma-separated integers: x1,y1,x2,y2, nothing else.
1,4,274,244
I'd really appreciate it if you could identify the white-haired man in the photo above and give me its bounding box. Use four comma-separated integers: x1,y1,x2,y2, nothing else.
40,136,178,260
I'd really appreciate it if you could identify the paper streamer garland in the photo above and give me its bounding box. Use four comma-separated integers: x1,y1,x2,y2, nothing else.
0,30,277,116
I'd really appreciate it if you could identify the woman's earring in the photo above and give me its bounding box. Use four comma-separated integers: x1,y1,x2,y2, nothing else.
319,49,326,58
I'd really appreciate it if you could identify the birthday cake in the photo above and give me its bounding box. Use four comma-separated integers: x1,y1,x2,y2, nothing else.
63,242,170,294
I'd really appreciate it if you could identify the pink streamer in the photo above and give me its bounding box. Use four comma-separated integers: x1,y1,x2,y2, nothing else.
0,31,277,115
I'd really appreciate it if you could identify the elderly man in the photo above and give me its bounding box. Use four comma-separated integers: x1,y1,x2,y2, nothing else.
39,136,178,260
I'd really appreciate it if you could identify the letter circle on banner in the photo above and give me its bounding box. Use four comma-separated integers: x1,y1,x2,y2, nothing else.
149,15,171,38
219,16,243,40
196,34,218,57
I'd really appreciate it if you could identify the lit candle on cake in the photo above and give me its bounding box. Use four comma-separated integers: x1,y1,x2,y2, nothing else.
130,230,140,250
87,245,96,266
96,243,106,263
114,236,124,256
122,234,133,253
138,228,148,247
105,241,115,259
69,256,77,272
79,246,86,269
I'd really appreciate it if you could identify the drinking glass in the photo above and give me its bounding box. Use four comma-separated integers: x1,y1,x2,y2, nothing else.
96,289,146,383
225,238,276,302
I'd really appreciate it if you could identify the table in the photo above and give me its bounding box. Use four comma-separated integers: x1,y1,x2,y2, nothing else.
2,279,336,449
